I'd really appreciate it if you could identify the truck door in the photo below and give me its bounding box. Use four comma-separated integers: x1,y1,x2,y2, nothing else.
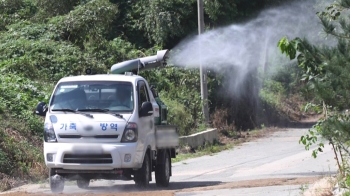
137,80,154,148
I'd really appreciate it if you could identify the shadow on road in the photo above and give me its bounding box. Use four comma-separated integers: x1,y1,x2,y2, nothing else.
167,181,222,190
274,121,317,129
82,181,222,193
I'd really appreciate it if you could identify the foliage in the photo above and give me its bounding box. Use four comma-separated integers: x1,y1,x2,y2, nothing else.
0,114,46,183
0,0,299,187
35,0,80,20
211,108,236,136
314,113,350,157
0,37,96,82
278,11,350,108
0,73,51,133
0,0,37,31
49,0,118,48
129,0,286,47
142,67,205,134
302,103,322,114
160,95,193,136
203,0,238,22
88,37,159,68
0,72,51,189
270,64,301,94
0,149,13,175
278,0,350,180
173,140,233,163
131,0,195,46
259,80,285,109
299,121,324,158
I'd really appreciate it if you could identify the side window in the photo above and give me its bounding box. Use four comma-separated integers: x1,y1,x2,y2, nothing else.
138,81,149,109
150,85,158,98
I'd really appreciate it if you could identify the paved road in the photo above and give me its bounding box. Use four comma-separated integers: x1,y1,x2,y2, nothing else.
174,128,335,181
3,128,338,196
172,128,337,195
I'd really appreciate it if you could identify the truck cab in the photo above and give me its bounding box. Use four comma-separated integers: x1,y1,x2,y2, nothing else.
35,50,178,192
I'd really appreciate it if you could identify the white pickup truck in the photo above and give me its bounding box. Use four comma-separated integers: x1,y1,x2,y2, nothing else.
35,50,178,192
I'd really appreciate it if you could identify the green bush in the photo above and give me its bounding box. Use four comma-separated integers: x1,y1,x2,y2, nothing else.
161,94,193,136
0,115,45,180
0,149,13,175
0,0,37,31
0,36,108,82
48,0,118,47
142,67,205,135
259,79,285,109
0,73,52,136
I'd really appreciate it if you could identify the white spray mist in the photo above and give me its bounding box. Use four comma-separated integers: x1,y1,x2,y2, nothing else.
170,0,335,97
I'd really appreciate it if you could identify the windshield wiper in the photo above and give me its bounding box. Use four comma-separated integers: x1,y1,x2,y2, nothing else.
52,109,93,118
78,109,124,118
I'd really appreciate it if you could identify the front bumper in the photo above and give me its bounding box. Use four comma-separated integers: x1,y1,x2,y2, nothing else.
44,142,143,170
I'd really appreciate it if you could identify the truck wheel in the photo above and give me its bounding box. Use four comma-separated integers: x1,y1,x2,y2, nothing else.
77,179,90,189
49,169,64,193
155,151,170,187
134,153,150,187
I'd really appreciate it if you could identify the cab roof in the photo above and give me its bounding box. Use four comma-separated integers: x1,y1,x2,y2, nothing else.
57,74,145,83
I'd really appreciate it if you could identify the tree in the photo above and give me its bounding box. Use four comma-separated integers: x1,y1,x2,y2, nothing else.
278,0,350,176
34,0,80,20
0,0,304,187
0,0,37,31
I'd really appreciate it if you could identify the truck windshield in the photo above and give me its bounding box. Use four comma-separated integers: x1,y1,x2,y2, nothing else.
50,81,134,113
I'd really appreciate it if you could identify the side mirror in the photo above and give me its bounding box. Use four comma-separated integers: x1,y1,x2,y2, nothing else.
139,102,153,117
35,102,48,117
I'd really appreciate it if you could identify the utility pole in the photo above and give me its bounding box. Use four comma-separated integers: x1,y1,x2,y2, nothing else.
198,0,209,125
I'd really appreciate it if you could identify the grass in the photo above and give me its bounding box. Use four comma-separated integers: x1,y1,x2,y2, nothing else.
299,183,309,195
172,142,234,163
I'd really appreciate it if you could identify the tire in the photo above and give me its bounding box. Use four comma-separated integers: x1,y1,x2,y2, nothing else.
49,168,64,193
155,151,170,187
134,152,151,187
77,179,90,189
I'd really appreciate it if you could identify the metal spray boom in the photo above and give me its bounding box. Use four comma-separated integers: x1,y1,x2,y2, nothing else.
111,50,169,74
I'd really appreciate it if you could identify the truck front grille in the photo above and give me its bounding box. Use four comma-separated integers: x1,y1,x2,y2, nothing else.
63,154,113,164
59,135,119,139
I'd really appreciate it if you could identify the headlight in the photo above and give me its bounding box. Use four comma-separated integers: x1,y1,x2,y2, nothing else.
121,122,138,142
44,123,57,142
